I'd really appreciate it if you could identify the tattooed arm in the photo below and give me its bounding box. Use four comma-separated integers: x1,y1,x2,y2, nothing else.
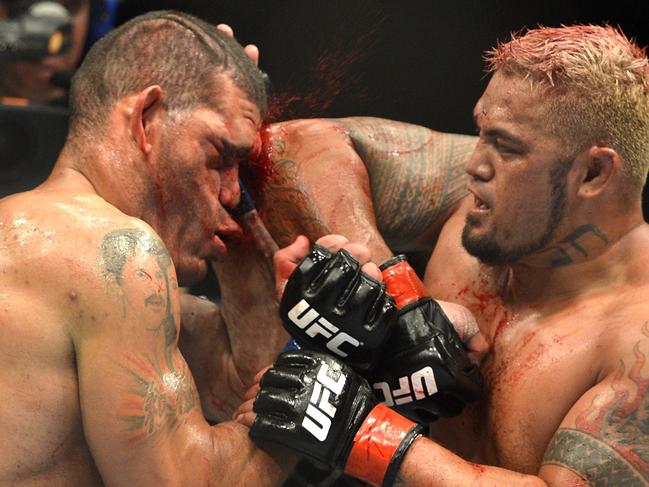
253,117,476,261
253,118,391,260
340,117,476,253
539,322,649,486
342,118,476,251
71,224,293,486
373,325,649,487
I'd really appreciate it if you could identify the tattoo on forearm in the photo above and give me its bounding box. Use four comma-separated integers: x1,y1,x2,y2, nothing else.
548,224,609,267
543,322,649,483
257,157,331,247
343,118,474,248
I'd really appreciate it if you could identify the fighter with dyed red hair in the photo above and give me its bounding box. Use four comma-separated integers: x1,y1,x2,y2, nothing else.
220,24,649,486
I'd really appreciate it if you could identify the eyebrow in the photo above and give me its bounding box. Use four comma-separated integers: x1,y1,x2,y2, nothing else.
473,111,524,144
481,127,523,145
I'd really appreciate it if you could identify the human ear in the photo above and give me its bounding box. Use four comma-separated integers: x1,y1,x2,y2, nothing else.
577,146,620,198
130,85,163,156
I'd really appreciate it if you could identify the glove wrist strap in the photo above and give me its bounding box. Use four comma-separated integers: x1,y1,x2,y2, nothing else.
345,403,422,487
380,258,428,309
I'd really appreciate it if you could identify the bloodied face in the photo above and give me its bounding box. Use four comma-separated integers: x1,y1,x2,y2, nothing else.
140,78,262,286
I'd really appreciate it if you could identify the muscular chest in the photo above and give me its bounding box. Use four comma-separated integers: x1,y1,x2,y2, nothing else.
426,270,600,472
479,316,598,470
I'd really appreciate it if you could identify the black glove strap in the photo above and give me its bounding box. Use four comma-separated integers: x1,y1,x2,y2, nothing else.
382,424,423,487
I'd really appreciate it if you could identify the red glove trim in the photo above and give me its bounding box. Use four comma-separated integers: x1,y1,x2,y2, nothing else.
381,260,428,309
345,403,418,486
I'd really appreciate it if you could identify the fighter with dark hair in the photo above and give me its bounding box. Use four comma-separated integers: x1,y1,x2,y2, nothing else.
0,10,293,487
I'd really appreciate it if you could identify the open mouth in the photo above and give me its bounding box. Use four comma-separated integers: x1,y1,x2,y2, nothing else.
473,194,490,210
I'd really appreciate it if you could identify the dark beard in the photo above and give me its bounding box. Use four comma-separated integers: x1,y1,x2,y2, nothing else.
461,161,571,265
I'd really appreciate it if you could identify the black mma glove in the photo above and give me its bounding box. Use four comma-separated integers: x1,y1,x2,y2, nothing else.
279,244,397,371
368,255,485,423
250,350,422,487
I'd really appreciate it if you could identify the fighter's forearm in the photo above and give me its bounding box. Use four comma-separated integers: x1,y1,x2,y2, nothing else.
339,117,476,252
396,437,546,487
254,119,396,263
203,421,296,487
179,236,288,421
211,236,289,387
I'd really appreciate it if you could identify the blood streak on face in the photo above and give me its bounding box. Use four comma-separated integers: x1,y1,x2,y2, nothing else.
239,126,277,202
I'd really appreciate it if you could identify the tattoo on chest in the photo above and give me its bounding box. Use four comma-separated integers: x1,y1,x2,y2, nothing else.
543,322,649,483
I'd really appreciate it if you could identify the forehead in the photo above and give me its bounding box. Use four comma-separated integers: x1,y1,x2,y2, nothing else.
188,77,261,149
474,72,549,130
208,77,261,127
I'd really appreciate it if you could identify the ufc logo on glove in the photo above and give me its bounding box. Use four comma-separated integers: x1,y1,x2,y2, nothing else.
372,366,438,407
302,363,347,441
287,299,360,358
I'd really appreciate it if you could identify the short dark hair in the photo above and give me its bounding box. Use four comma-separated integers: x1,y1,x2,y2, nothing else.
68,10,267,137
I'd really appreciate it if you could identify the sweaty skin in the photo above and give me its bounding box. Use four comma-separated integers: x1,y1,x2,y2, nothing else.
231,105,649,485
0,186,292,487
181,115,482,421
0,43,293,484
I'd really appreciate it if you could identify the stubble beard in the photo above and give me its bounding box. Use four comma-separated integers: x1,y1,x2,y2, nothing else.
461,163,571,266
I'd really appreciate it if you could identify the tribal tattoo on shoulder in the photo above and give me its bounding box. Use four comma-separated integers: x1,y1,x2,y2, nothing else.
343,118,475,249
100,228,197,444
542,321,649,485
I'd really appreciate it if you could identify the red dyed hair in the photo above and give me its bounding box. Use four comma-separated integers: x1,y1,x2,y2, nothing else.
486,25,649,192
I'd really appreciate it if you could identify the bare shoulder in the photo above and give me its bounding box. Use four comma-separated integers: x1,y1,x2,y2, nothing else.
540,327,649,485
0,190,168,326
539,297,649,485
1,190,157,266
0,190,174,483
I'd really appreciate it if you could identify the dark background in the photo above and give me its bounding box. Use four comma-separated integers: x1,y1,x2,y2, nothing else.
2,0,649,197
117,0,649,134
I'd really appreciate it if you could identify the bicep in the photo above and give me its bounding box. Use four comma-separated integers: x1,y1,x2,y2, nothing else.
539,355,649,486
73,229,208,485
342,116,476,252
